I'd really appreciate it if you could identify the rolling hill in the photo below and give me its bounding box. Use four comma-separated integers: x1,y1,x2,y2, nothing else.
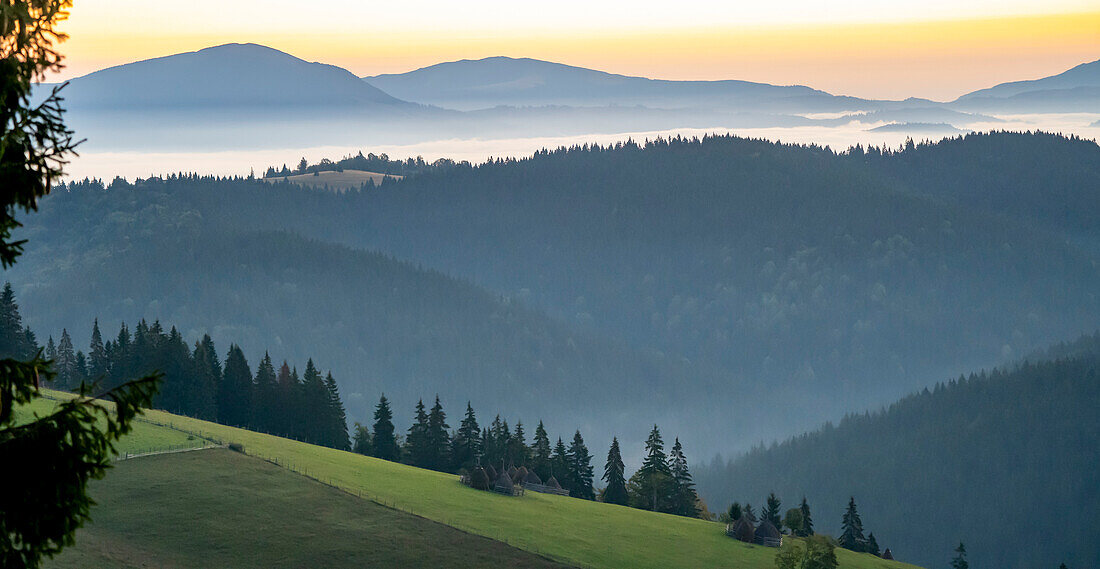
35,390,919,569
952,58,1100,112
47,450,572,569
694,333,1100,569
58,43,409,111
363,56,865,112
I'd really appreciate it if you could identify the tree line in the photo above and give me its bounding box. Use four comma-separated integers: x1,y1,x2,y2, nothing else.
351,395,702,516
0,283,350,450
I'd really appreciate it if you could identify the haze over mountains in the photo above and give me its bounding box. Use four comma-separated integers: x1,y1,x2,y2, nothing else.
47,43,1100,164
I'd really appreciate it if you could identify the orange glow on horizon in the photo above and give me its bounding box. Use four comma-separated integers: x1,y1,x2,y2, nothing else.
52,11,1100,101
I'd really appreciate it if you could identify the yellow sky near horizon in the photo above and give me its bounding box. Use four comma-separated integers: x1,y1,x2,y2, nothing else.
51,2,1100,101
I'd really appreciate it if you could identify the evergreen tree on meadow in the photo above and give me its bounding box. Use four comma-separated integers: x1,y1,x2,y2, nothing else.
87,319,108,379
156,326,191,414
352,422,371,455
551,437,569,487
405,398,430,467
762,492,782,529
53,329,78,390
567,430,595,500
951,542,968,569
629,424,672,511
728,502,742,522
668,438,700,517
252,352,278,433
451,402,481,472
371,394,400,461
509,420,529,467
866,532,881,557
300,359,330,445
425,395,450,470
798,496,814,537
274,361,296,436
218,344,253,428
44,336,55,365
601,437,629,505
324,372,349,450
839,496,867,552
531,420,553,481
189,335,220,421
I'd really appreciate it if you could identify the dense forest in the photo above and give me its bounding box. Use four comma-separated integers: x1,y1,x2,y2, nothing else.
695,332,1100,569
0,283,351,450
9,131,1099,458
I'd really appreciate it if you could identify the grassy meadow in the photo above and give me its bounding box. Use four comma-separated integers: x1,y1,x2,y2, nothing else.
46,449,571,569
32,389,918,569
261,169,402,190
14,396,209,456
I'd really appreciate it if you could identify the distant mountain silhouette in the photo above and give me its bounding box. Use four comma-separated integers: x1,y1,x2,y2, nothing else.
364,56,874,112
953,58,1100,111
60,43,411,110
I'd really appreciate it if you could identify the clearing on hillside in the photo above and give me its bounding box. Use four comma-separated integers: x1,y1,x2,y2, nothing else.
262,169,401,190
46,449,572,569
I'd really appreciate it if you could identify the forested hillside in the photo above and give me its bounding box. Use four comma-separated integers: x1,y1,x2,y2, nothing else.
695,333,1100,569
11,131,1099,455
11,182,696,449
850,132,1100,250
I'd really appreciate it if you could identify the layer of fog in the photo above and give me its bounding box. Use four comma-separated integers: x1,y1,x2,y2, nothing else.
66,112,1100,181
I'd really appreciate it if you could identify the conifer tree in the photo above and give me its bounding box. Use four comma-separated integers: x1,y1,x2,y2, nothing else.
109,323,131,388
405,398,430,467
0,283,36,360
371,394,400,461
425,395,449,470
762,492,782,529
866,532,880,557
189,335,219,420
485,415,509,468
551,437,569,487
218,345,252,428
630,424,672,511
531,420,552,481
601,437,628,505
510,420,529,467
54,329,77,390
567,430,595,499
324,372,349,450
252,352,278,433
87,319,108,379
743,503,757,523
451,402,481,472
274,361,296,436
728,502,742,521
156,326,190,414
950,542,968,569
73,351,87,386
839,497,866,552
668,438,699,517
300,359,328,445
45,335,55,363
798,496,814,536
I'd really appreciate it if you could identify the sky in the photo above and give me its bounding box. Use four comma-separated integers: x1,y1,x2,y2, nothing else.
52,0,1100,101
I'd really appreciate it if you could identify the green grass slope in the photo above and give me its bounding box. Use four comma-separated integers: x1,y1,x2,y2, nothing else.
14,396,208,456
35,390,917,569
46,449,572,569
